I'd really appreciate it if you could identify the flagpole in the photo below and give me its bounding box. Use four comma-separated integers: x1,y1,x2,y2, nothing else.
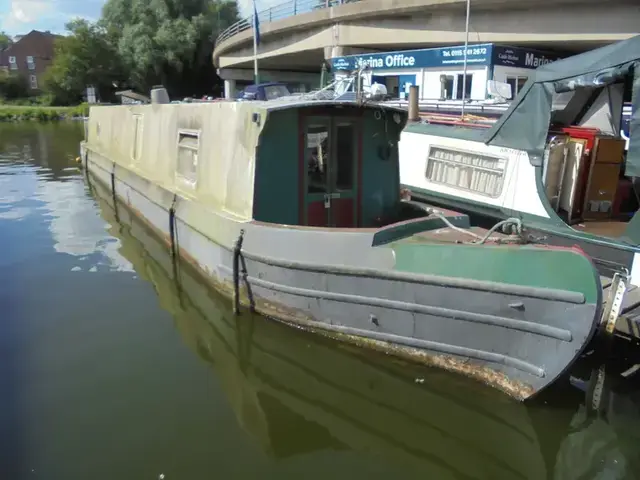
460,0,470,119
253,0,260,84
253,21,259,84
253,33,259,84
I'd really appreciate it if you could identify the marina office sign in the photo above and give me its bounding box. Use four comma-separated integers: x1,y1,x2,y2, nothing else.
331,44,564,72
492,45,564,69
331,44,493,71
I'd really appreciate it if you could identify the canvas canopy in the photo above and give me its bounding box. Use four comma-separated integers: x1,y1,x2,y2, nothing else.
484,35,640,176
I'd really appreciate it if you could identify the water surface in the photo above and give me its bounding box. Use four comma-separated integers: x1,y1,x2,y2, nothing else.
1,123,639,480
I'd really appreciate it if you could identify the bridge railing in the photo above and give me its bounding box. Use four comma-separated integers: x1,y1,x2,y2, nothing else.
216,0,362,46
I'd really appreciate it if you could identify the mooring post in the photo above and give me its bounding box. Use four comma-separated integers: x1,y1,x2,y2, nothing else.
408,85,420,122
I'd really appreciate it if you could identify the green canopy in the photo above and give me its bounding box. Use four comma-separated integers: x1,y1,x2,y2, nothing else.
484,35,640,175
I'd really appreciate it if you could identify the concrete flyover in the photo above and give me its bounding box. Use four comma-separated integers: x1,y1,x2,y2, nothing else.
213,0,640,95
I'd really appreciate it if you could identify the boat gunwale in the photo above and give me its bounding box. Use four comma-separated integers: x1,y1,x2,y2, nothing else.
407,186,640,255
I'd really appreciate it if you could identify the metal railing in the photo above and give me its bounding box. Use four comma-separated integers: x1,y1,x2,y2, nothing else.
215,0,362,46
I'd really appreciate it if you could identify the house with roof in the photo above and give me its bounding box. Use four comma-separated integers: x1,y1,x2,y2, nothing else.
0,30,58,93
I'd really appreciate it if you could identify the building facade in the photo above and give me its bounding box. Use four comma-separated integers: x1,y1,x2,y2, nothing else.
331,43,565,101
0,30,58,93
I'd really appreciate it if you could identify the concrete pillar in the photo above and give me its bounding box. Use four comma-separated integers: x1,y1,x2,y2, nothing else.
324,46,344,61
224,79,236,99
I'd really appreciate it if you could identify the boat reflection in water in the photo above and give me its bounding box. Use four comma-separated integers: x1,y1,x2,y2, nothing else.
88,177,640,480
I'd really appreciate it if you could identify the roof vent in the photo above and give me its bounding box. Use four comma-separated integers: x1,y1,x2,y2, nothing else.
150,86,170,104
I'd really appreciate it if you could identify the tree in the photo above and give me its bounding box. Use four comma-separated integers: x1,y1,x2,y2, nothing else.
42,19,125,105
100,0,240,97
0,74,28,99
0,32,12,51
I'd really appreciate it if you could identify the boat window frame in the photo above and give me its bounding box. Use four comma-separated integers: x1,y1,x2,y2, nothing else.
423,144,508,199
332,120,357,193
175,128,200,188
304,121,331,195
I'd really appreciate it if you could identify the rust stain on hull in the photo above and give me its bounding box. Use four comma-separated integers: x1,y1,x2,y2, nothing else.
90,169,535,402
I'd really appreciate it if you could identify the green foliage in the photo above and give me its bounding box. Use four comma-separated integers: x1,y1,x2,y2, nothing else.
42,19,124,106
0,94,55,106
0,74,29,100
0,31,12,50
69,103,90,117
0,105,85,122
100,0,240,97
10,0,241,105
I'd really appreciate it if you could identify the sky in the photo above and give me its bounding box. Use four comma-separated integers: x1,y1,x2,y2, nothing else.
0,0,265,36
0,0,105,35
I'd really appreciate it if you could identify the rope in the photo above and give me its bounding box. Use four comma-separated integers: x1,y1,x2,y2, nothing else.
168,194,178,259
233,229,245,315
110,162,119,223
83,150,90,182
474,217,524,244
232,229,256,315
425,207,524,244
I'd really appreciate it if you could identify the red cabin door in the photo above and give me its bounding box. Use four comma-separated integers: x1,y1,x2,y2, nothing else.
302,116,359,227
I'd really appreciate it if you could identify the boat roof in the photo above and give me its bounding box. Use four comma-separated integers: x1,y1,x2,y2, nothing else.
530,35,640,83
255,97,408,114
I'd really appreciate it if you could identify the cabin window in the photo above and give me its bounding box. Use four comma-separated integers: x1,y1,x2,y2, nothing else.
306,125,329,193
131,114,143,161
425,146,507,197
506,76,528,99
335,123,355,190
176,130,200,186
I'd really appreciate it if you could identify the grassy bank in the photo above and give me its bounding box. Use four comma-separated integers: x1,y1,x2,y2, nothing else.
0,104,89,122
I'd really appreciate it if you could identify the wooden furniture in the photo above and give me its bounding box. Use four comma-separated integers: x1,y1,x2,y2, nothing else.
559,138,588,223
612,178,633,218
582,136,626,220
544,134,569,211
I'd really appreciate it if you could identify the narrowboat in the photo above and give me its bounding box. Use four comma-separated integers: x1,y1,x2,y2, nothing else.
399,35,640,342
89,188,555,479
80,91,604,401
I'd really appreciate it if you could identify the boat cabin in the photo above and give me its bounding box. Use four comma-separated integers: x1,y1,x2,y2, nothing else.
403,35,640,243
86,99,409,229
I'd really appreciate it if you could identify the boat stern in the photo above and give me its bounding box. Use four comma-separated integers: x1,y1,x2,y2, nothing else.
384,239,603,400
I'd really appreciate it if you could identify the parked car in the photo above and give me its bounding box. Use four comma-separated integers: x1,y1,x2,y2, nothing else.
236,82,291,101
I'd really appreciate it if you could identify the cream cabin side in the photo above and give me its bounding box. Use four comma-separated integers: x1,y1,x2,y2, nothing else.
85,102,266,220
399,129,552,220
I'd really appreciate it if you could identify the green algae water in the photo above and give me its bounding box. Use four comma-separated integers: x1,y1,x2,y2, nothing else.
1,122,639,480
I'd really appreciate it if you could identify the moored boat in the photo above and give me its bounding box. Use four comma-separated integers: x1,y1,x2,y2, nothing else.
88,188,554,479
399,35,640,342
80,90,604,401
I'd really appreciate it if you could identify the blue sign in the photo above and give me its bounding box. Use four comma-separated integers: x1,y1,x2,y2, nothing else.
492,45,564,69
330,43,494,71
